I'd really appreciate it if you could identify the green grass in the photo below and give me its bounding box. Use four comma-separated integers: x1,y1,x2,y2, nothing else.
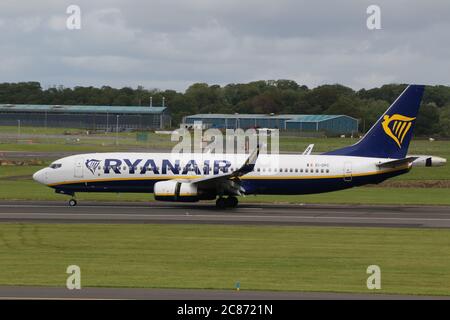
0,223,449,295
1,165,449,205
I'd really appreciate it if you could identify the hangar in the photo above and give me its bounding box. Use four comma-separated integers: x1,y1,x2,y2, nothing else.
0,104,171,131
183,114,358,135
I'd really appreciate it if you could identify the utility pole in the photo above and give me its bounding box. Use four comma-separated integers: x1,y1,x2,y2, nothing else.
17,120,21,141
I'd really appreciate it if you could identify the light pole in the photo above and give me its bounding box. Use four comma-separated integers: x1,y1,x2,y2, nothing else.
116,115,119,146
17,120,21,141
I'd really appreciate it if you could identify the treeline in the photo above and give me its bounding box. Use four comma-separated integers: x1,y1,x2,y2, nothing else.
1,81,450,136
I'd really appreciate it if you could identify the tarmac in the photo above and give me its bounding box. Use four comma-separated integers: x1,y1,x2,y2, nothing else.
0,286,447,300
0,201,449,228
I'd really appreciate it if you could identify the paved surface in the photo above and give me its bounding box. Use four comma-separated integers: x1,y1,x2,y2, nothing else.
0,286,447,300
0,201,449,228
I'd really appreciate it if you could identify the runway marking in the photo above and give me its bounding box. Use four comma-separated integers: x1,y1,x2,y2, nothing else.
0,297,120,300
0,212,449,222
0,205,447,216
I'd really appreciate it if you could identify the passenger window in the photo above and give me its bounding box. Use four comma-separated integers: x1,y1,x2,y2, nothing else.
289,168,293,172
316,169,319,173
300,169,303,173
305,169,309,173
326,169,330,173
295,168,298,172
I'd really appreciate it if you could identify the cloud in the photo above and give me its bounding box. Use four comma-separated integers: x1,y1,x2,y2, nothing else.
0,0,449,91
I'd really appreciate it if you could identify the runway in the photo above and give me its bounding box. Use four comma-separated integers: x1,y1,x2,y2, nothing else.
0,286,448,300
0,201,449,228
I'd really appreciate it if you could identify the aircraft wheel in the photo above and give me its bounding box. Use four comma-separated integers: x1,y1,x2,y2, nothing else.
69,199,77,207
226,196,238,208
216,197,227,209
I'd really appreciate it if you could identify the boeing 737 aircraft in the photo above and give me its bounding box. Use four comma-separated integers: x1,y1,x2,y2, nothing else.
33,85,425,208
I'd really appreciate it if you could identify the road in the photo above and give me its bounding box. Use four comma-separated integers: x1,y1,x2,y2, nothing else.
0,201,449,228
0,286,447,300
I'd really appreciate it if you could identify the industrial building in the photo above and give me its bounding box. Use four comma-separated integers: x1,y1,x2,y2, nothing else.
0,104,171,130
183,114,358,135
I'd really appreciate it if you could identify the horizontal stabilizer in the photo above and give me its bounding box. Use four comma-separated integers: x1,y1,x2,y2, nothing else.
376,156,418,168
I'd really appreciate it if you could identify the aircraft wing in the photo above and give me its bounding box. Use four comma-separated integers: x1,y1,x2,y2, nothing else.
376,156,418,168
176,145,260,196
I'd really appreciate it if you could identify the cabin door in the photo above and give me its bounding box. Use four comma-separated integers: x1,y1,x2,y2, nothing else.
343,162,352,182
74,158,84,178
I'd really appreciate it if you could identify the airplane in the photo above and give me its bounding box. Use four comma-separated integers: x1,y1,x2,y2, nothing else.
33,84,427,209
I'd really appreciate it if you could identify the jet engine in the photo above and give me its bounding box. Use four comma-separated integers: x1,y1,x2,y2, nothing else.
153,180,215,202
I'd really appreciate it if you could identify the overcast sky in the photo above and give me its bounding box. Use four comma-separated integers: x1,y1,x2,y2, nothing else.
0,0,449,91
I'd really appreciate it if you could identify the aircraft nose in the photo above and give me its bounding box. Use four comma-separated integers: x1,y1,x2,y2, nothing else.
33,169,47,185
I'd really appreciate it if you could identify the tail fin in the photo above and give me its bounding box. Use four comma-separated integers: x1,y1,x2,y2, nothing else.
324,84,425,158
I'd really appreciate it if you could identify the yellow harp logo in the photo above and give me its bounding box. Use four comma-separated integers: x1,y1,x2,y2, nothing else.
381,114,416,148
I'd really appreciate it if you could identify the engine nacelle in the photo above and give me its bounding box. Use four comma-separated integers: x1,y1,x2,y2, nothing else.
154,180,200,202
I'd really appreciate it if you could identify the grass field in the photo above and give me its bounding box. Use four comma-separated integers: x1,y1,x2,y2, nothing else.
1,124,450,156
0,223,448,295
1,164,450,205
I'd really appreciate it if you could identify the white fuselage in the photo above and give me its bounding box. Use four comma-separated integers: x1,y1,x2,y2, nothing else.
33,152,411,196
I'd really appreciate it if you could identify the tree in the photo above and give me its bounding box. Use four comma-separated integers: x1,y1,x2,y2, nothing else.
326,96,364,119
415,103,440,136
439,105,450,137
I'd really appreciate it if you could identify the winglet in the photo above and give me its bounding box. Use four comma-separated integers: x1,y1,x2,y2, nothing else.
237,144,260,175
302,144,314,155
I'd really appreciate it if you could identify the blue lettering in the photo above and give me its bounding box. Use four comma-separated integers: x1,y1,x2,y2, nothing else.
124,159,142,174
214,160,231,174
203,160,210,175
162,159,180,175
182,160,201,175
140,159,159,174
104,159,122,174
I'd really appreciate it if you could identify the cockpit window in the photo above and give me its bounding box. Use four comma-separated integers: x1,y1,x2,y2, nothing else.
49,163,62,169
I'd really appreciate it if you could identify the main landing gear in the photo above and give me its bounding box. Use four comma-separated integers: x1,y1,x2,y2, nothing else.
69,198,77,207
216,196,238,209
